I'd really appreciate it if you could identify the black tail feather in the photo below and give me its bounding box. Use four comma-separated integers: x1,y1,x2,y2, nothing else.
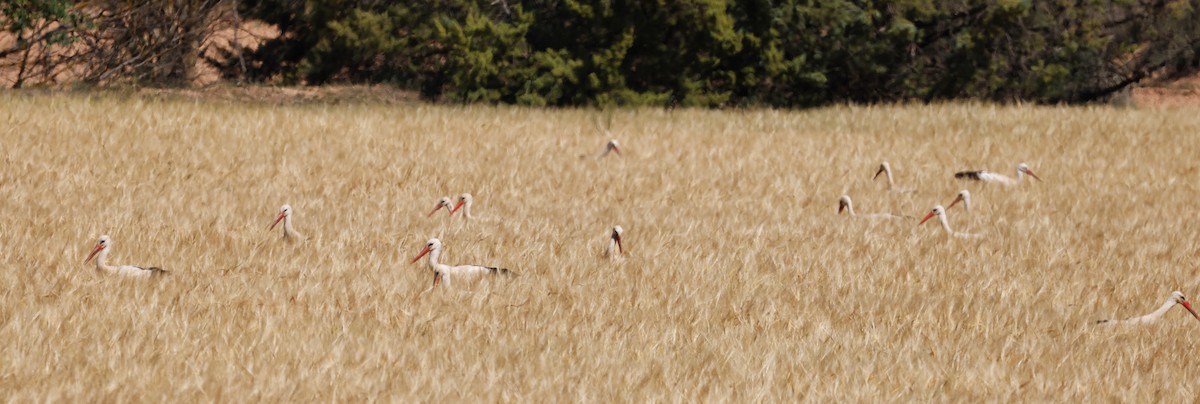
488,267,515,276
955,171,982,180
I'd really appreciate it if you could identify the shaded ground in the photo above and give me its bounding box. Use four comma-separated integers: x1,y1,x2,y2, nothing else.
1,18,1198,107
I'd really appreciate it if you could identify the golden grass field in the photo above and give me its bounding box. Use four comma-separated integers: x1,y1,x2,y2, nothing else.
2,92,1200,401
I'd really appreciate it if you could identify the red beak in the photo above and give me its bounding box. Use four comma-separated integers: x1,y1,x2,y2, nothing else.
450,200,465,215
269,212,285,230
84,244,104,264
947,195,963,209
615,235,623,254
612,145,621,156
427,204,443,217
918,211,935,225
873,166,885,180
1026,170,1042,181
411,245,431,264
432,272,442,287
838,203,847,214
1182,300,1200,321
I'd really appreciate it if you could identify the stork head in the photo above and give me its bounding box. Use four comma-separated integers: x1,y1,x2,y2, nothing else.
919,205,946,226
1017,163,1041,181
611,225,624,254
1169,291,1200,321
947,190,971,211
450,193,473,215
606,139,621,156
411,238,442,264
873,161,890,180
837,195,852,214
270,204,292,230
84,235,111,264
428,197,452,217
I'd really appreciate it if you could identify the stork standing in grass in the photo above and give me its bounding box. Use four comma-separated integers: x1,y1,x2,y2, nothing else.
410,238,512,287
838,195,909,220
269,204,305,241
918,205,982,239
84,235,168,278
1097,291,1200,325
874,161,915,193
946,190,971,213
955,163,1041,186
605,225,624,260
427,196,453,217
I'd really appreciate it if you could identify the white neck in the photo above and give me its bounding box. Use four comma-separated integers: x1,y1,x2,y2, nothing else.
1139,299,1178,323
461,201,473,219
1015,168,1026,183
426,248,454,286
843,200,856,216
427,248,452,272
608,239,620,259
938,214,953,234
884,168,895,189
282,216,303,240
93,248,118,274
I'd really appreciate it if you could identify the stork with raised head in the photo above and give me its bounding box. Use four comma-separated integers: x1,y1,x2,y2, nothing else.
874,161,915,193
449,193,474,220
946,190,971,213
427,196,453,217
605,225,624,260
269,204,305,241
918,205,983,238
1097,291,1200,325
410,238,512,287
954,163,1041,186
838,195,909,220
84,235,168,278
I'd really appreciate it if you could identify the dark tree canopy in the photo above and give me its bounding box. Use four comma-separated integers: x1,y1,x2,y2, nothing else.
4,0,1200,107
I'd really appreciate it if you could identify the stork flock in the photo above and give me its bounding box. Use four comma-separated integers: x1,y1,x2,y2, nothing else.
81,139,1196,326
843,160,1199,326
844,161,1042,237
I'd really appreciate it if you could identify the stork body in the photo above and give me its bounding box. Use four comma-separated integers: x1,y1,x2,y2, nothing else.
955,163,1041,186
838,195,909,220
84,235,167,278
1097,291,1200,325
410,238,511,287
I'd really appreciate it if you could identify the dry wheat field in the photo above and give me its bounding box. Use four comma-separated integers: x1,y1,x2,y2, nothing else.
2,92,1200,401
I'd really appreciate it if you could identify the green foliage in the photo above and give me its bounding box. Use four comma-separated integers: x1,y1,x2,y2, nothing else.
234,0,1200,107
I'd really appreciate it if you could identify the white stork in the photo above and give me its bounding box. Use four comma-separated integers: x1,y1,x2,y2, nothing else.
838,195,909,220
84,235,168,278
269,204,305,241
1097,291,1200,325
873,161,915,193
427,196,453,217
604,225,624,260
410,238,512,287
954,163,1041,186
946,190,971,213
918,205,982,239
